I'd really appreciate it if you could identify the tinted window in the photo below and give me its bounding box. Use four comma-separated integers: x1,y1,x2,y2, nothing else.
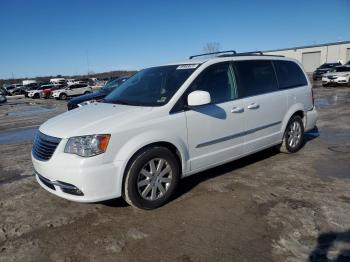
188,62,237,104
274,60,307,89
234,60,278,97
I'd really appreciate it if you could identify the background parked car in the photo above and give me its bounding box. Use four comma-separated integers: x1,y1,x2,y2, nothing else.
67,77,129,110
27,84,54,99
4,84,23,95
41,84,67,99
0,87,10,96
52,83,92,100
13,83,40,96
322,65,350,87
0,91,7,104
313,62,342,80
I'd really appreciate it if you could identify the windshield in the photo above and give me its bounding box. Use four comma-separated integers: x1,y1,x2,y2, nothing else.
101,78,127,93
104,65,198,106
331,66,350,72
320,63,338,69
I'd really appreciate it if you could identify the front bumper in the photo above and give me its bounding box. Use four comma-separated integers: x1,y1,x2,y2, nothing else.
32,144,125,202
305,107,318,132
322,77,349,85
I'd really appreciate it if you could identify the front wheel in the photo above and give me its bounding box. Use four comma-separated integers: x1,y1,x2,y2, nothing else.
123,147,180,210
279,115,304,153
59,93,67,100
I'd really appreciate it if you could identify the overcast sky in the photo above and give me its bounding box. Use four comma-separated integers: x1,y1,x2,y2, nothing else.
0,0,349,79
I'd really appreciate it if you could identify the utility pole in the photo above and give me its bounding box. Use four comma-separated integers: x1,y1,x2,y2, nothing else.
86,50,90,75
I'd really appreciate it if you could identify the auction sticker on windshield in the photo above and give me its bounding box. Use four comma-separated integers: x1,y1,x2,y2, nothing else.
176,64,199,70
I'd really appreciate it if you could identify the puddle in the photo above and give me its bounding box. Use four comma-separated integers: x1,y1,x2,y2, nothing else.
308,126,350,145
319,131,350,144
328,145,350,153
0,127,38,144
314,94,349,109
6,106,59,117
315,159,350,179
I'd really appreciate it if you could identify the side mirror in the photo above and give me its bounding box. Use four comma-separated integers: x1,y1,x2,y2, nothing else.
187,91,211,107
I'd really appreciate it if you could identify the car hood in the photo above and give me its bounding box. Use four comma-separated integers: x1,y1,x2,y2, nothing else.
323,71,350,77
39,102,154,138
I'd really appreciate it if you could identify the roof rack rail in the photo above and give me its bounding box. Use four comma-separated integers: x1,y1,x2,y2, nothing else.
189,50,237,59
220,51,284,57
217,51,263,57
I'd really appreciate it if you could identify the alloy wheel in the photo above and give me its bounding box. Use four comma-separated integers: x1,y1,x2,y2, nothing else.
287,121,302,148
137,158,173,201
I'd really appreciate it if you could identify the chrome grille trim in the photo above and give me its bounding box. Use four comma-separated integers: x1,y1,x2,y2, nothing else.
32,131,61,161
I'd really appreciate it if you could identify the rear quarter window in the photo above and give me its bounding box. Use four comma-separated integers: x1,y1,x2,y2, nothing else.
274,60,307,89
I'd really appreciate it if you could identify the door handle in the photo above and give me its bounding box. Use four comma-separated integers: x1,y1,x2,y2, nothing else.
247,103,259,109
231,106,244,113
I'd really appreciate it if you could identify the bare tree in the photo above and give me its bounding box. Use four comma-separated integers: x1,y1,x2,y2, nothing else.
203,42,221,53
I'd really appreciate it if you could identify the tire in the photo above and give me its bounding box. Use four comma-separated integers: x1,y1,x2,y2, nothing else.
123,147,180,210
33,93,40,99
279,115,304,153
84,91,91,95
59,93,67,100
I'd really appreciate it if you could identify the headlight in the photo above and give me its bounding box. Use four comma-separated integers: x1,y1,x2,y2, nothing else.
64,134,110,157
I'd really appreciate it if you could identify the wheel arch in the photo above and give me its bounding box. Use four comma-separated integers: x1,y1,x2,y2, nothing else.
118,138,188,198
114,131,190,181
281,103,306,137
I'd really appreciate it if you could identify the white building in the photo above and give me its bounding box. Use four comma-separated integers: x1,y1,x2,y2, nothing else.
264,41,350,72
50,78,66,84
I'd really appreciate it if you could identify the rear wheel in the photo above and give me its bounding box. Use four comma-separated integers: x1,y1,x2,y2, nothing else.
123,147,180,210
59,93,67,100
33,93,40,99
279,115,304,153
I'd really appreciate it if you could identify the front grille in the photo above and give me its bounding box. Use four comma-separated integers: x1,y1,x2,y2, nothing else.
32,131,61,161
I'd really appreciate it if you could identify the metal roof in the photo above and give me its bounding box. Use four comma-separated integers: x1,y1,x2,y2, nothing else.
264,40,350,53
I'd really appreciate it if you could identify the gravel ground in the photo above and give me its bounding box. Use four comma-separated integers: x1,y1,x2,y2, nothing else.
0,86,349,262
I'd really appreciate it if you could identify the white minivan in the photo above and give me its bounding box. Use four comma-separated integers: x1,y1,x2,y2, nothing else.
32,52,318,209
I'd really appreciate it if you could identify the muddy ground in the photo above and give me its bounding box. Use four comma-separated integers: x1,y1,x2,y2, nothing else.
0,87,349,262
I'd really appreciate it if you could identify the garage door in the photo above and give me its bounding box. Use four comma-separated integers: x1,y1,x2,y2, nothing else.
302,52,321,72
346,48,350,64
